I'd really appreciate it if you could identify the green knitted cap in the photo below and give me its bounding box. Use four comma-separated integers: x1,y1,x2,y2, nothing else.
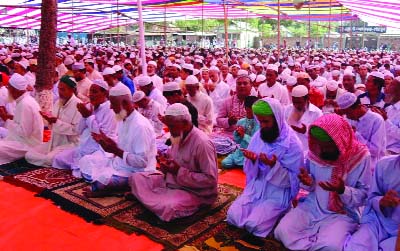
310,126,333,142
252,100,273,116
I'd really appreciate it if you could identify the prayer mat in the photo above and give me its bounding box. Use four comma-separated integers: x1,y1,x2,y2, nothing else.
39,181,136,222
3,167,81,193
0,158,40,177
105,184,242,250
180,221,290,251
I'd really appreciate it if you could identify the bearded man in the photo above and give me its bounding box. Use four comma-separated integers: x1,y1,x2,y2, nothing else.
129,103,218,222
0,73,43,165
78,84,156,197
275,114,371,251
226,98,303,239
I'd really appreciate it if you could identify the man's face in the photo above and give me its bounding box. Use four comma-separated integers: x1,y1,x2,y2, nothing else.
256,114,279,143
384,76,393,89
58,81,74,101
164,93,180,105
266,70,277,85
209,71,219,83
359,66,368,77
366,75,379,94
139,84,152,96
231,66,239,76
384,80,400,104
221,65,229,76
186,84,198,97
165,116,184,138
201,71,209,80
309,134,339,161
292,96,307,111
297,78,310,90
89,84,107,107
236,77,251,97
147,64,156,75
308,68,317,79
73,70,84,82
109,96,122,114
342,75,355,92
84,63,93,72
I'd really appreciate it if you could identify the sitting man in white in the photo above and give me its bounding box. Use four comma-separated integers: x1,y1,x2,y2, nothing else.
129,103,218,222
78,84,157,197
0,73,43,165
52,80,117,176
25,75,82,166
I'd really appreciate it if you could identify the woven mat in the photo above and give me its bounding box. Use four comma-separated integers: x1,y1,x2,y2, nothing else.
3,167,81,193
180,221,290,251
105,184,242,250
39,181,136,222
0,158,40,177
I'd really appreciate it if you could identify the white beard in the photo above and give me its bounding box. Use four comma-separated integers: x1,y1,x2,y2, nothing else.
170,131,183,146
115,108,128,121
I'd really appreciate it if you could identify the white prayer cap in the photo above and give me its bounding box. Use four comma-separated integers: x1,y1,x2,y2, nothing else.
11,52,21,58
148,61,157,67
255,62,263,68
84,58,94,64
107,60,115,66
165,103,190,117
331,70,340,77
136,76,152,87
209,66,220,72
92,79,109,91
109,83,131,97
16,61,29,70
255,75,266,83
29,59,37,65
291,85,308,97
237,69,248,76
355,83,366,89
75,50,84,56
337,92,357,109
172,63,181,70
72,63,85,71
132,90,146,103
102,67,116,76
266,64,278,72
194,58,203,64
286,76,297,86
64,57,74,66
384,70,394,78
369,71,384,80
326,80,339,91
123,59,132,65
163,82,181,92
112,65,123,72
193,69,200,75
394,65,400,71
185,75,199,86
129,53,136,59
249,73,256,82
231,64,240,69
182,63,194,71
343,70,355,77
9,73,28,91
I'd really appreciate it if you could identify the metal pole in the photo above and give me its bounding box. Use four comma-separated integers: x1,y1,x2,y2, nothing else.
328,0,332,49
350,18,353,49
137,0,147,75
164,5,167,45
362,21,366,49
117,0,120,49
340,5,343,51
223,0,229,57
308,1,311,58
126,20,128,45
277,0,281,57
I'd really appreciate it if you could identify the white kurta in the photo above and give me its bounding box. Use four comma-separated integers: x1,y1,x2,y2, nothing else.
76,77,92,102
25,95,82,167
148,88,167,112
138,99,164,136
79,110,157,185
285,103,323,151
258,82,290,106
385,101,400,154
0,86,16,139
348,110,386,171
149,74,163,92
0,93,43,165
86,70,103,81
52,101,117,174
208,81,230,118
187,92,214,134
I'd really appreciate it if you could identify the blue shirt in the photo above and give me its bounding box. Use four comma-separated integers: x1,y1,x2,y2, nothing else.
121,75,136,94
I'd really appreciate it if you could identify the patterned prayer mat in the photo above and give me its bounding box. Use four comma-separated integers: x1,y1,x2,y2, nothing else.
0,158,40,177
105,184,242,250
3,167,81,193
180,221,290,251
39,181,136,222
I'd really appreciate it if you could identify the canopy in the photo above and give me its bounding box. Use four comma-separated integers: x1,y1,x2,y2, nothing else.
0,0,398,33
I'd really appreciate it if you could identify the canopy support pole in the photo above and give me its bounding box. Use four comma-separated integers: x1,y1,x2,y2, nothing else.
117,0,120,49
223,0,229,58
328,0,332,49
308,1,311,59
137,0,147,75
340,5,343,51
201,0,204,47
277,0,281,57
71,0,74,39
164,5,167,45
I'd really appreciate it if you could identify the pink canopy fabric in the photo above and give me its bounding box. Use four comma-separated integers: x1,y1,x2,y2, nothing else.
0,0,398,32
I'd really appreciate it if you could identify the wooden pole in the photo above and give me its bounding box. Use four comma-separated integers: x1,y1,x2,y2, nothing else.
137,0,147,75
340,5,343,51
328,0,332,49
277,0,281,57
308,0,311,58
223,0,229,57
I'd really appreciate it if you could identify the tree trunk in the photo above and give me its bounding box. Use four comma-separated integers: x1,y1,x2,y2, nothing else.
35,0,57,113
